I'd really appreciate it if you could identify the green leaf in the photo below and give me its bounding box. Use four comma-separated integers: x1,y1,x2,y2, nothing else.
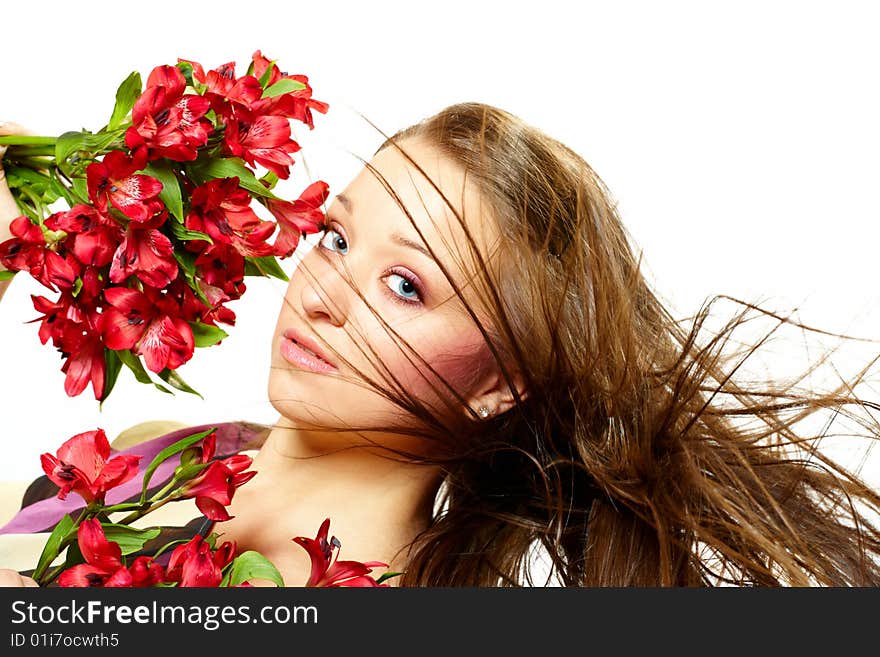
244,255,288,282
176,61,195,88
259,171,279,191
222,550,284,587
189,321,228,348
257,61,277,88
100,348,123,407
48,170,75,205
140,428,216,502
172,249,210,306
107,71,142,131
62,533,85,570
144,161,183,222
157,368,203,399
34,513,76,581
5,166,52,189
375,570,404,585
117,349,173,396
0,270,15,281
187,157,278,199
70,277,83,298
71,177,88,201
151,538,192,561
55,130,120,178
169,221,212,244
101,524,161,556
262,78,306,98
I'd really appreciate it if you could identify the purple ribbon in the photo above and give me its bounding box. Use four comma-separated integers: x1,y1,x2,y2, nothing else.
0,421,261,535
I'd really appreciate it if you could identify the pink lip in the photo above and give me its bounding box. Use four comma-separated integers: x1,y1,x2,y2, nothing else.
281,329,338,373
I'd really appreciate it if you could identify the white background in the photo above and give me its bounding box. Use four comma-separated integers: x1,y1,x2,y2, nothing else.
0,0,878,485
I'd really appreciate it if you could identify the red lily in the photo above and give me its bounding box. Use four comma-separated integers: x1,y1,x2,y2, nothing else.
0,216,77,291
101,286,195,373
28,293,107,399
249,52,328,130
125,65,212,161
166,277,238,327
60,326,107,399
292,518,390,587
86,150,164,223
178,431,257,521
29,293,80,346
181,59,262,119
185,177,276,256
267,180,329,257
57,519,133,587
224,114,300,179
128,556,166,587
44,204,122,268
40,429,141,503
166,535,237,587
194,241,246,299
109,225,179,288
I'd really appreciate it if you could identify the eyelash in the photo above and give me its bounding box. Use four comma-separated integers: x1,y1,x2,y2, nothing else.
318,225,425,307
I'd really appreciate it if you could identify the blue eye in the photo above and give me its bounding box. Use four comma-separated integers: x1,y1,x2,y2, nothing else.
385,272,421,303
318,229,348,254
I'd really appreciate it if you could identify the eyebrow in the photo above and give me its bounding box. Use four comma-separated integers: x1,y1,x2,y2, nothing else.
334,193,435,261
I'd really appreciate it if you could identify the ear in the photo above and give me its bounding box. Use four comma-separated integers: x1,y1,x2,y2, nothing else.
466,366,528,419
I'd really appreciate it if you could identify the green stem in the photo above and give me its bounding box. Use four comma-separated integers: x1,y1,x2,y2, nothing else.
0,135,56,147
16,185,46,220
7,147,55,158
9,157,54,172
116,495,179,526
40,563,69,586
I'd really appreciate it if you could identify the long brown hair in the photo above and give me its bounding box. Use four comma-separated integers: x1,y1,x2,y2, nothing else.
294,102,880,586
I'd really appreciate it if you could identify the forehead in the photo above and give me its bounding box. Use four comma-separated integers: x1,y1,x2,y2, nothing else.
329,138,499,268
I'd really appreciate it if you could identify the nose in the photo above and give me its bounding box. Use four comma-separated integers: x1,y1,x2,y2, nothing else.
298,251,349,327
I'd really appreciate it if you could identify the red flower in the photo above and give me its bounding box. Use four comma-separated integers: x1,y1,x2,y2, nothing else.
0,216,77,291
29,294,79,346
28,294,107,399
44,204,122,268
249,51,329,130
101,286,195,373
109,226,179,288
250,50,282,86
194,242,246,298
292,518,390,587
57,519,133,587
128,556,166,587
40,429,141,503
185,177,276,256
86,150,164,223
125,65,212,162
60,327,107,399
267,181,329,257
166,534,237,587
178,431,257,521
224,114,300,180
181,59,262,119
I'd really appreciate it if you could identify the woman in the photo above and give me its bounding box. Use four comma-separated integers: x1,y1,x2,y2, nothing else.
1,102,880,587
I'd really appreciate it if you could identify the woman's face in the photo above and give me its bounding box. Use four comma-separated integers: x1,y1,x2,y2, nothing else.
268,137,500,440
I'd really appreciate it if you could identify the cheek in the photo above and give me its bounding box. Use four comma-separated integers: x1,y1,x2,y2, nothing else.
377,325,494,400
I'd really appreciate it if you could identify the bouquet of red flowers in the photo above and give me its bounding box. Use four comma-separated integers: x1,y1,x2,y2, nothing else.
29,426,398,588
0,51,331,402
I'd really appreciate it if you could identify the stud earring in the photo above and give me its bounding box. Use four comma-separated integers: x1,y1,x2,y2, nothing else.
478,406,491,418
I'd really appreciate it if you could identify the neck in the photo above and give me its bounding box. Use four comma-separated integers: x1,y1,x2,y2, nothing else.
224,416,442,582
